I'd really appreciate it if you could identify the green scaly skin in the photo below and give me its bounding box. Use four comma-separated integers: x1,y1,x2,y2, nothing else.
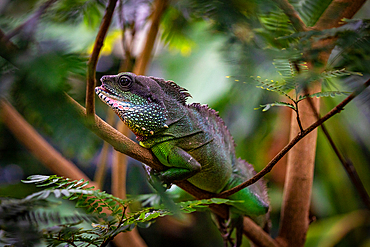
95,72,269,245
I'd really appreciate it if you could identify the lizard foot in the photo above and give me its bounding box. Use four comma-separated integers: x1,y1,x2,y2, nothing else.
143,164,172,190
213,213,243,247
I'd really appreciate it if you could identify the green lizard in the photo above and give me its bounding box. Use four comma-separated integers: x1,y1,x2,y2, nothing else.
95,72,269,246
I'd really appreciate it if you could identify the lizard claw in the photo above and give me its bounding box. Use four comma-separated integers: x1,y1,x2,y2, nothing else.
143,165,172,191
212,212,243,247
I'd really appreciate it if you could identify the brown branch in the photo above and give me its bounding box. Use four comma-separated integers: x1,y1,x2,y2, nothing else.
243,217,279,247
93,110,116,187
304,88,370,210
272,0,309,31
0,99,96,186
112,121,130,200
218,78,370,198
277,81,321,247
86,0,118,116
314,0,367,30
133,0,168,75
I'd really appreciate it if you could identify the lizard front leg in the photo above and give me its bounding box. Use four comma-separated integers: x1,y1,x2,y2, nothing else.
151,142,201,184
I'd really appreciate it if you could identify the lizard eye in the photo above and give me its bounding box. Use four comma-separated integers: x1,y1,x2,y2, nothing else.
118,75,133,89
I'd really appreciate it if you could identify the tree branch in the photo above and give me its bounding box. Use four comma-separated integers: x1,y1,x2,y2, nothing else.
304,88,370,210
86,0,118,116
0,99,95,186
272,0,308,31
314,0,367,30
93,110,115,188
218,78,370,198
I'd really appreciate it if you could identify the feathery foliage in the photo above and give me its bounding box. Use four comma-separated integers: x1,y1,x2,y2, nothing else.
0,175,238,246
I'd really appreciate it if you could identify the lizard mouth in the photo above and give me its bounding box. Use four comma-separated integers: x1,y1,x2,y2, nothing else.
95,85,126,102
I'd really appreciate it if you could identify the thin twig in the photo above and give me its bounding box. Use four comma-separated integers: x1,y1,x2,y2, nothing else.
294,102,304,133
218,78,370,198
304,88,370,210
86,0,118,116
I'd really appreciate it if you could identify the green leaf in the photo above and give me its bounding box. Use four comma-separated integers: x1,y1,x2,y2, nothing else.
53,190,61,198
40,190,51,199
83,2,102,29
298,91,350,102
160,6,197,56
22,175,51,184
320,69,362,81
255,102,296,111
253,76,295,101
259,10,295,37
61,189,71,197
210,198,232,204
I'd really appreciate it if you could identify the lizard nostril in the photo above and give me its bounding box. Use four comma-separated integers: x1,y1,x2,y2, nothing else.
100,75,111,83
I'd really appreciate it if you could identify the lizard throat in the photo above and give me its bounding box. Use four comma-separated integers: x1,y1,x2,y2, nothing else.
95,87,168,137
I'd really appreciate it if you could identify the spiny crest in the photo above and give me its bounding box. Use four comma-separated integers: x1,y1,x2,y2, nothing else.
150,76,192,105
189,103,236,147
237,158,269,204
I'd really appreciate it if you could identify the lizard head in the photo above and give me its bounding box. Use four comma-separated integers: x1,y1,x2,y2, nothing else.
95,72,191,140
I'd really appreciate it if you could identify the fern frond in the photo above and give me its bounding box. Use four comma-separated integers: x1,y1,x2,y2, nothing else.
259,10,295,36
320,69,362,80
298,91,350,102
252,77,294,101
23,175,130,220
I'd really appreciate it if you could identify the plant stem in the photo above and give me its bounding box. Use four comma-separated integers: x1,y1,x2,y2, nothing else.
294,102,304,133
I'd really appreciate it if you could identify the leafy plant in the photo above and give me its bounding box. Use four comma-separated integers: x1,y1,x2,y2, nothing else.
0,175,238,247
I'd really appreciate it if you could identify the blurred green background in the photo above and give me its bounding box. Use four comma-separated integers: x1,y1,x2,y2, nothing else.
1,0,370,246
